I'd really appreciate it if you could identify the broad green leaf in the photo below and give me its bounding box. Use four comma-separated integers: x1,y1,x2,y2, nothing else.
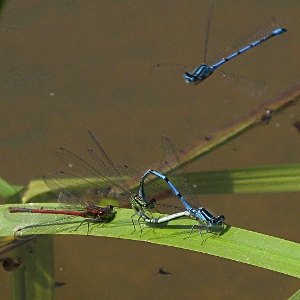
1,204,299,279
21,163,300,204
189,163,300,194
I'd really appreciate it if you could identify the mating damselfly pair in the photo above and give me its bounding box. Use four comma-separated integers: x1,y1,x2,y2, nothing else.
6,130,225,242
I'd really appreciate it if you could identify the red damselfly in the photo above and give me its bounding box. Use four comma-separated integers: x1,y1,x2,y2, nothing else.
5,172,115,237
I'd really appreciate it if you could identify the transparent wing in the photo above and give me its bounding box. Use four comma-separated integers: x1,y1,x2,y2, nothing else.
52,147,100,178
52,131,133,202
45,171,110,207
118,165,185,212
216,70,268,97
43,173,85,208
86,130,133,196
52,147,128,201
161,136,200,210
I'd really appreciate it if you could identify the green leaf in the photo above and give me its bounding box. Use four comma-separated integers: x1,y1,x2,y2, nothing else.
0,178,23,204
21,163,300,204
1,204,299,279
9,236,54,300
289,288,300,300
188,163,300,194
21,178,56,203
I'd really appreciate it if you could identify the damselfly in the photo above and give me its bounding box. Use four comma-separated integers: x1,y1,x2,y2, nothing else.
51,130,160,232
6,173,115,237
118,164,193,224
152,5,286,88
138,136,225,240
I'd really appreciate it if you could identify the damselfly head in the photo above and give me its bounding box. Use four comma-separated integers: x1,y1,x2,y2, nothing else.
213,215,225,225
183,72,199,84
